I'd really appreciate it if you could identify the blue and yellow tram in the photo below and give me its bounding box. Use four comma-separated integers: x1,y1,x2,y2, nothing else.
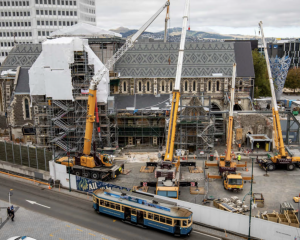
92,189,193,236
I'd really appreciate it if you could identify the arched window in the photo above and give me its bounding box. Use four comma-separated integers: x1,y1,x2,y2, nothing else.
216,81,220,91
193,81,196,92
147,81,150,92
208,81,211,91
170,80,173,91
184,81,188,92
161,81,165,92
123,81,127,92
24,98,30,119
138,81,142,92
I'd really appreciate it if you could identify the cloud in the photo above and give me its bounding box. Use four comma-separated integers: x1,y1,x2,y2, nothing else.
96,0,300,37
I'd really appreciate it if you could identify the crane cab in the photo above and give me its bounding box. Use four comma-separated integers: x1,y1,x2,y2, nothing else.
223,173,243,191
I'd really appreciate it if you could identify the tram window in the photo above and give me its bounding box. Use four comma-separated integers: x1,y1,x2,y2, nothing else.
188,218,192,225
166,218,172,225
160,216,166,223
105,201,110,207
122,206,125,211
96,198,99,204
110,203,115,209
116,204,120,210
148,213,153,219
100,200,104,206
93,196,95,202
154,215,159,221
144,212,146,218
182,220,187,226
131,209,136,215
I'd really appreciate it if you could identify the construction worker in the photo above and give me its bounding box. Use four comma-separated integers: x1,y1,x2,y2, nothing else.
237,154,241,162
256,142,260,153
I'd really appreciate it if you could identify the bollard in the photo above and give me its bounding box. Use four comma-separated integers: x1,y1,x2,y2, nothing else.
59,184,61,192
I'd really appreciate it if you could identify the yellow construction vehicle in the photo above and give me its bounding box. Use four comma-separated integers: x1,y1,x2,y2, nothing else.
258,21,300,171
56,1,171,180
205,64,251,191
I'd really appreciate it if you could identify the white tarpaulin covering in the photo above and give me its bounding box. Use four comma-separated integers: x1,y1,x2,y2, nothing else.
49,23,122,38
29,37,109,103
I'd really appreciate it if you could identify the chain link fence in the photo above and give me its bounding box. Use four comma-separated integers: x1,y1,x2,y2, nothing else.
0,141,52,171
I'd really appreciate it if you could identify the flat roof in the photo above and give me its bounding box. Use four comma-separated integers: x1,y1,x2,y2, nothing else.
93,189,192,218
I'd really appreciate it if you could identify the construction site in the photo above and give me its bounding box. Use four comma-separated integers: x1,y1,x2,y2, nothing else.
0,1,299,240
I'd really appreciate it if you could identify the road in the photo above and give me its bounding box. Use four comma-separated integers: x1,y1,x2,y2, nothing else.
0,175,221,240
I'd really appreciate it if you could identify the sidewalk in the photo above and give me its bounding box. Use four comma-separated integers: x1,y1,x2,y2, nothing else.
0,199,117,240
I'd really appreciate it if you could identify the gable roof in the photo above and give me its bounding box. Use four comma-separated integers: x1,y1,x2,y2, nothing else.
15,67,30,94
0,44,42,71
115,42,255,78
50,23,122,38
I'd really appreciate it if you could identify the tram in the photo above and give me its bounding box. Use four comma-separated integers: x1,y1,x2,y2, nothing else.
92,189,193,236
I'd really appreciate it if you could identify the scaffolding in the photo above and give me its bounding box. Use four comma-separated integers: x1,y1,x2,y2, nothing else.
175,94,215,154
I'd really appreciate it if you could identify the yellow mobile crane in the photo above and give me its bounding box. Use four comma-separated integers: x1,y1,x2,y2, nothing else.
206,64,251,191
154,0,190,199
56,1,171,180
258,21,300,171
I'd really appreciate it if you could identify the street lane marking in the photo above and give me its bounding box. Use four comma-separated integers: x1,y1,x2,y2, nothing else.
113,220,116,222
66,225,70,227
89,233,96,236
76,228,83,232
49,234,53,237
59,238,64,240
194,231,222,239
26,200,51,208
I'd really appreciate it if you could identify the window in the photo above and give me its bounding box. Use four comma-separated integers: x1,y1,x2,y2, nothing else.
36,10,39,15
182,220,187,226
154,215,159,221
48,0,51,3
49,10,52,15
40,10,43,15
52,0,56,3
146,81,150,92
53,10,56,15
58,11,61,15
24,98,30,119
161,81,165,92
138,81,142,92
131,209,136,215
65,0,68,4
45,10,48,15
166,218,172,225
62,11,65,15
184,81,188,92
208,81,211,91
123,81,127,92
216,81,220,91
160,216,166,223
110,203,115,209
193,81,196,92
74,11,77,16
148,213,153,219
45,21,48,25
36,0,38,3
239,80,242,91
105,201,110,207
116,204,120,210
100,200,104,206
41,21,44,25
57,0,60,4
73,0,76,5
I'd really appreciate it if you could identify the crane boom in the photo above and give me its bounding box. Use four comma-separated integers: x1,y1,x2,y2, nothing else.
164,0,189,162
225,63,237,161
259,21,286,157
82,1,170,155
164,0,170,43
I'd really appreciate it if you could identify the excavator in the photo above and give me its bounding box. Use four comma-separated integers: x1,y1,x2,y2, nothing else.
56,1,171,180
206,64,251,191
258,21,300,171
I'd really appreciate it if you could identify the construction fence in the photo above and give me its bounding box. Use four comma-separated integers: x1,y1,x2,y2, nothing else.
0,141,52,171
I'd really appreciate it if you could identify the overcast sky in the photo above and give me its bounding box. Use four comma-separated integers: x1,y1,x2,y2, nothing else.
96,0,300,38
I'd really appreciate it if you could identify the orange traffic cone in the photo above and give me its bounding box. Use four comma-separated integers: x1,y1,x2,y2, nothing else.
48,185,52,190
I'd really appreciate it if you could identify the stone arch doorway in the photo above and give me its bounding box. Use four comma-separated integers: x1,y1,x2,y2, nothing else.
233,104,242,111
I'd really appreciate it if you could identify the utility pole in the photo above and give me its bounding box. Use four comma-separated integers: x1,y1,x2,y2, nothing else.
248,158,254,240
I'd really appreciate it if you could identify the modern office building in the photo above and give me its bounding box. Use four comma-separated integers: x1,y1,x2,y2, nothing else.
0,0,96,62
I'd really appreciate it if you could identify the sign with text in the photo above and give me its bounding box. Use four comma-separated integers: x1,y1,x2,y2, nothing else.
76,176,131,193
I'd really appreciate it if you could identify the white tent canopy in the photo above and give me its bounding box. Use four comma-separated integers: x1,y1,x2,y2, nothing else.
50,23,122,38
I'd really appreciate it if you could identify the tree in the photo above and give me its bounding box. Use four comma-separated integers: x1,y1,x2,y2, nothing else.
285,68,300,93
252,49,271,98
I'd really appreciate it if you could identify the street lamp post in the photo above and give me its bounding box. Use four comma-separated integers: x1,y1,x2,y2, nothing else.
248,158,254,240
8,189,13,206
